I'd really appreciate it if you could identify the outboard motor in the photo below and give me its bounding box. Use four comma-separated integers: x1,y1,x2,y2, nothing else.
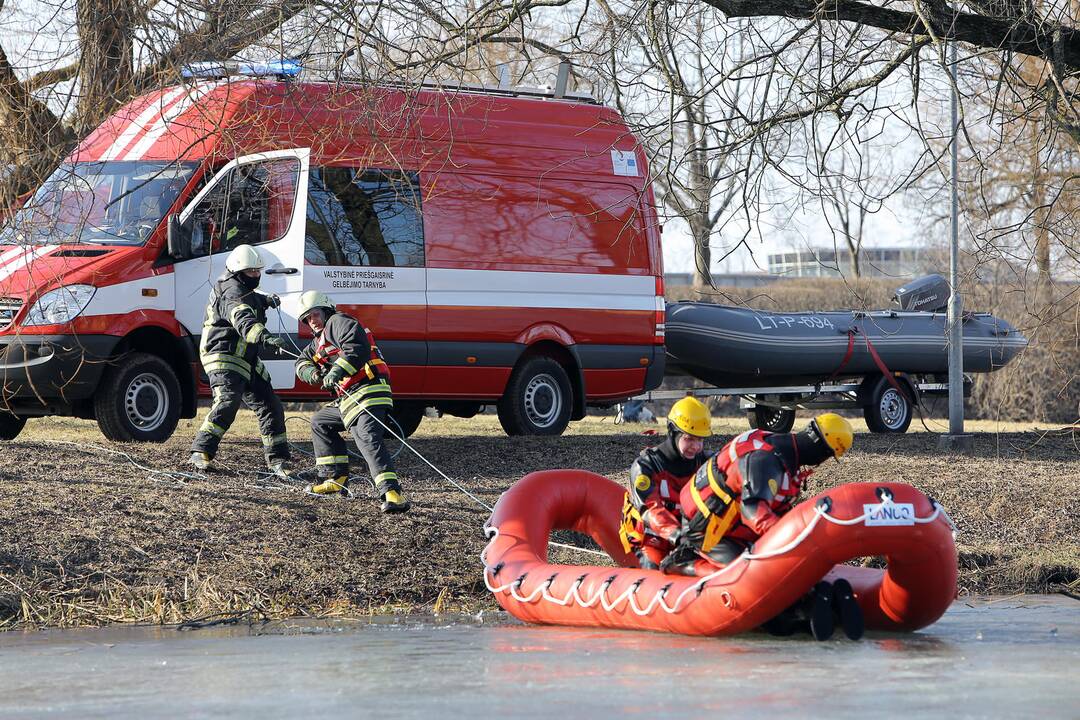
893,274,950,313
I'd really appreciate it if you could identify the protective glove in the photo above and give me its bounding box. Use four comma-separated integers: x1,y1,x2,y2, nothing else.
297,364,320,385
263,335,287,351
321,365,346,390
264,293,281,309
659,541,696,574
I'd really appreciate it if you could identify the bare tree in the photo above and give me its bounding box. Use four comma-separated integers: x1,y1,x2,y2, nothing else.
575,1,746,290
0,0,563,208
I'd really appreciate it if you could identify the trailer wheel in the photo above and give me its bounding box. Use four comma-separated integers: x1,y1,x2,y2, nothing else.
0,412,26,440
94,352,182,442
747,405,796,433
863,377,913,434
498,356,572,436
387,402,425,439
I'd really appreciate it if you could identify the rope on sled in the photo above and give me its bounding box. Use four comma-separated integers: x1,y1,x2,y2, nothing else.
481,490,954,617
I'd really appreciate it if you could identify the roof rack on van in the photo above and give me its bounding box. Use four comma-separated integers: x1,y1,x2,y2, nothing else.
180,58,599,104
328,63,598,104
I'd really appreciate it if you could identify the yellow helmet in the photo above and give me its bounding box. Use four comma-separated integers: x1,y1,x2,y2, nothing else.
667,396,712,438
811,413,854,458
298,290,335,322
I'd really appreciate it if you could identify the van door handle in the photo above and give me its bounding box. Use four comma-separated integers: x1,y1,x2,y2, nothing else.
265,267,298,275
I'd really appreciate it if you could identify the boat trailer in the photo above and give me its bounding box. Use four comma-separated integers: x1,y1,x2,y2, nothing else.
629,373,972,434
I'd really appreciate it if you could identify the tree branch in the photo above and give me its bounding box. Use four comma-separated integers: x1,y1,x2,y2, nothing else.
702,0,1080,70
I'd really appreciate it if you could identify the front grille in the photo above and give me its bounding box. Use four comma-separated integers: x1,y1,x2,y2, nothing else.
0,297,24,330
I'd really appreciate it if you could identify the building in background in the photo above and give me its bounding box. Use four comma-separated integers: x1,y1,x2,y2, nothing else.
767,247,923,279
664,272,779,289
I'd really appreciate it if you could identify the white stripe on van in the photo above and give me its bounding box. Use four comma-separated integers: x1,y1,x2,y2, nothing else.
0,245,30,270
122,82,223,161
304,266,656,312
0,246,53,284
81,273,174,317
101,86,188,161
425,268,656,311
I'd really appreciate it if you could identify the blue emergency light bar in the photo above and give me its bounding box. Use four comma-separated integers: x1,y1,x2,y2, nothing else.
181,59,301,80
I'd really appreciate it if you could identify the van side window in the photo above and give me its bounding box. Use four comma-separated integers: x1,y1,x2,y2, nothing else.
305,168,424,267
188,158,299,258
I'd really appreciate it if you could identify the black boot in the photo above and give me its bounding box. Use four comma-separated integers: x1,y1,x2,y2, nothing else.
808,581,835,641
764,581,834,639
762,614,799,636
832,578,864,640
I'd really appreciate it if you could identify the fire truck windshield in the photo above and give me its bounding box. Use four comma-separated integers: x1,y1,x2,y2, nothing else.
0,161,197,246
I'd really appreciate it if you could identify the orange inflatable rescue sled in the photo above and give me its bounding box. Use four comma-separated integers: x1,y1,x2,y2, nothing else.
482,470,958,636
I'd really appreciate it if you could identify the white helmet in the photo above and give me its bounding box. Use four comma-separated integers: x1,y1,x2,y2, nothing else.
298,290,335,322
225,244,264,273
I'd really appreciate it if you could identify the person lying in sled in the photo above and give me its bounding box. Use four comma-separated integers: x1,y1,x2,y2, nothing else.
617,396,712,569
293,290,411,514
662,413,863,640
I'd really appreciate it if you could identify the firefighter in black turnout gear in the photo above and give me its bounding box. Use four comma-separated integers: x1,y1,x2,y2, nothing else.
294,290,411,513
189,245,291,474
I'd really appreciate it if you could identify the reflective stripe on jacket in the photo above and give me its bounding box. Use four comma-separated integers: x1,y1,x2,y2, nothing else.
199,273,272,379
296,312,393,427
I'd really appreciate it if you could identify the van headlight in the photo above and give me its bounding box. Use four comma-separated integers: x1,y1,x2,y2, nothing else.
24,285,96,326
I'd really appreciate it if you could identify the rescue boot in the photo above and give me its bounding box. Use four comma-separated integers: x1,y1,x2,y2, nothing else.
305,476,349,495
189,452,213,472
831,578,864,641
380,489,411,514
267,458,295,479
808,581,835,641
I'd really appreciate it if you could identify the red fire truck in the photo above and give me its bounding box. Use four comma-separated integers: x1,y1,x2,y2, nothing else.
0,69,665,441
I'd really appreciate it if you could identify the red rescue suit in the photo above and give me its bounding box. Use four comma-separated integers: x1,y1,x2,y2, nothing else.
674,430,809,571
618,440,707,569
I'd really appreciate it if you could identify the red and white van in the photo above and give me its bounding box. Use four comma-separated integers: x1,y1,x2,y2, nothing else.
0,72,666,441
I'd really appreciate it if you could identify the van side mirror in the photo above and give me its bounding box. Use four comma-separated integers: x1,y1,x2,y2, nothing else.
166,214,190,260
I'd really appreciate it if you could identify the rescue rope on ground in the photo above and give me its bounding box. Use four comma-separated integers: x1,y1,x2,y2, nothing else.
48,440,311,495
357,406,611,557
481,490,955,616
50,440,204,484
249,327,608,556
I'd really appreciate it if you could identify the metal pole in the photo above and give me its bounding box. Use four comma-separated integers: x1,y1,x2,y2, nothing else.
943,37,971,451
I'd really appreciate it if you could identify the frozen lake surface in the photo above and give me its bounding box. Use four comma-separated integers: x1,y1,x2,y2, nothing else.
1,595,1076,718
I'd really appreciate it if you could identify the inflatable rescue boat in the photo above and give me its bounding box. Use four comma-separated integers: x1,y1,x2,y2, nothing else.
483,470,957,636
665,275,1027,388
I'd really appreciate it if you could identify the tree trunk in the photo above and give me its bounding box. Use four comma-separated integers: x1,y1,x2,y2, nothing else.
76,0,135,134
1032,142,1052,308
848,245,861,278
692,223,712,291
0,46,73,202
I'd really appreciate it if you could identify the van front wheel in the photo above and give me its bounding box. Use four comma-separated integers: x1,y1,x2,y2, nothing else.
0,412,26,440
498,357,572,436
94,352,182,442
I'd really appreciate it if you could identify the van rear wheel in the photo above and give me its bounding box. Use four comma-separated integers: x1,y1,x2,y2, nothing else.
94,352,182,442
0,412,26,440
498,357,572,436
